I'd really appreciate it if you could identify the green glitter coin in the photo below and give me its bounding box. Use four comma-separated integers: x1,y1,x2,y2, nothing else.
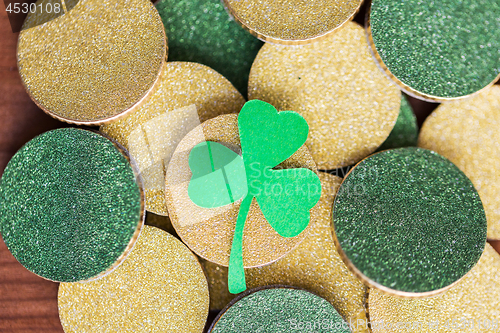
0,128,143,282
377,95,418,151
333,148,486,297
155,0,263,95
209,287,351,333
369,0,500,100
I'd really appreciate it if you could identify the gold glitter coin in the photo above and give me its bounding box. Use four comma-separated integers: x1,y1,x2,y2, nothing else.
200,258,236,311
165,113,317,268
419,86,500,239
248,22,401,170
368,243,500,333
200,172,369,333
18,0,166,125
223,0,363,44
101,62,245,215
58,225,209,333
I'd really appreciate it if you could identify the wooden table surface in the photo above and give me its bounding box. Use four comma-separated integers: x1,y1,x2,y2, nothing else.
0,3,66,332
0,3,499,332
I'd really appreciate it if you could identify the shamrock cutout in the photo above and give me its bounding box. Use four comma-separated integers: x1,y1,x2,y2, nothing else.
188,100,321,293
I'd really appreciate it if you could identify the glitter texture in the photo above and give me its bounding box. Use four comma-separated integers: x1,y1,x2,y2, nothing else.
419,86,500,240
145,212,177,236
17,0,166,124
0,128,142,282
248,22,401,170
101,62,245,216
209,287,350,333
368,244,500,333
369,0,500,101
200,173,369,332
165,114,317,267
155,0,262,95
377,95,418,151
333,147,487,296
224,0,362,44
199,258,235,311
58,226,209,332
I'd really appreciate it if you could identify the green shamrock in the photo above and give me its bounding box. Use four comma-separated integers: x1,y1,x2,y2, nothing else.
188,100,321,293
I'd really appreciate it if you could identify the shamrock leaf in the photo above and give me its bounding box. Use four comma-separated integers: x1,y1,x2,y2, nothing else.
254,168,321,238
187,100,321,294
188,141,247,208
238,100,309,170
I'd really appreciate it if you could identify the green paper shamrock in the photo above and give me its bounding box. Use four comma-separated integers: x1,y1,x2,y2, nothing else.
188,100,321,293
188,141,248,208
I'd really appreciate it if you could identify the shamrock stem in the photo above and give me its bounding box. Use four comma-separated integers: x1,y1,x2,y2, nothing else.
228,194,253,294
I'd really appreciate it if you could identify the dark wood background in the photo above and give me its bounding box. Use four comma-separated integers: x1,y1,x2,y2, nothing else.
0,3,499,332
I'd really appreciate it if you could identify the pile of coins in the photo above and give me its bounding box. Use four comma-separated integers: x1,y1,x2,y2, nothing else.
1,0,499,331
